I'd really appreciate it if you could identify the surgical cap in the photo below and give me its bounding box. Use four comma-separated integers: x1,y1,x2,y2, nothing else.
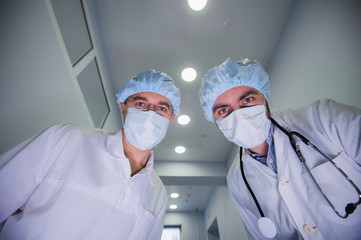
199,58,271,122
116,69,181,115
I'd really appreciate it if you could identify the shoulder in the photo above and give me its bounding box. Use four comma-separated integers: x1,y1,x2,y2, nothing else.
271,99,361,155
273,99,360,118
149,170,166,192
51,124,108,145
53,123,106,135
54,123,104,133
272,98,360,127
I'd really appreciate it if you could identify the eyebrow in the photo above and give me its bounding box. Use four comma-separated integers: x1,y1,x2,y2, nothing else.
212,89,260,113
238,89,259,102
128,96,147,102
213,104,229,114
127,95,171,109
157,101,171,109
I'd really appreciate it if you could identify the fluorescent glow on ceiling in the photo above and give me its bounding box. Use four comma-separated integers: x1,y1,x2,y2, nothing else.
188,0,207,11
181,67,197,82
175,146,186,154
170,193,179,198
178,115,190,125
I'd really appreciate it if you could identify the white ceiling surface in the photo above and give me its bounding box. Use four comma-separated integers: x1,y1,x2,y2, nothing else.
94,0,295,211
166,185,214,212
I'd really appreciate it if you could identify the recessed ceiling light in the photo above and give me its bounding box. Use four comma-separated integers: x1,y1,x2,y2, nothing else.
175,146,186,154
181,68,197,82
170,204,178,209
178,115,190,125
188,0,207,11
170,193,179,198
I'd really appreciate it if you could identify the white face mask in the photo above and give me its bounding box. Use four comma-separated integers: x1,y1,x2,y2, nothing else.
123,108,170,151
216,104,271,149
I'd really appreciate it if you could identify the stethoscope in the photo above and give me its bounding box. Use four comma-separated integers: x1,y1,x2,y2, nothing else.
239,118,361,238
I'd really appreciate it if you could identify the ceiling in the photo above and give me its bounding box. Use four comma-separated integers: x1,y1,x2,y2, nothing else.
94,0,296,212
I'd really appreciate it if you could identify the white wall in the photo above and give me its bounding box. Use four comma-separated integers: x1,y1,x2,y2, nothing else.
268,0,361,111
165,211,207,240
0,0,121,154
204,186,249,240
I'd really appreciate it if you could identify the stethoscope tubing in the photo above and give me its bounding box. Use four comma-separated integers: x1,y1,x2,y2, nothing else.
239,152,265,217
239,118,361,221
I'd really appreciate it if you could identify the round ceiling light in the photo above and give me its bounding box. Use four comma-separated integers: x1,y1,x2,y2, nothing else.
170,204,178,209
188,0,207,11
170,193,179,198
178,115,190,125
181,68,197,82
175,146,186,154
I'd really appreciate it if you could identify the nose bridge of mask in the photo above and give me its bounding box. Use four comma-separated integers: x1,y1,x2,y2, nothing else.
127,107,170,123
216,112,236,131
216,104,266,130
124,105,146,112
239,104,266,118
145,109,170,130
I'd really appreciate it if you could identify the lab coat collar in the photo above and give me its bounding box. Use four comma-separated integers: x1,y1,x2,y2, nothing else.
270,112,292,132
105,129,126,159
105,129,157,185
138,151,159,187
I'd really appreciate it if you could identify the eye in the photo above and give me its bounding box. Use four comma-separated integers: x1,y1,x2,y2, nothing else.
243,97,254,104
156,106,168,113
134,101,146,108
218,108,230,116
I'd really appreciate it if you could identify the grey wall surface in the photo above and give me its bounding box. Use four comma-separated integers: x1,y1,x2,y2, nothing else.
165,211,207,240
204,186,249,240
0,0,121,154
268,0,361,111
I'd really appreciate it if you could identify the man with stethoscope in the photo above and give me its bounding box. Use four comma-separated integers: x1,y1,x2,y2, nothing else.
199,58,361,239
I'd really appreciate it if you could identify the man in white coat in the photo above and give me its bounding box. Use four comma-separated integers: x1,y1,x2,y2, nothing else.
0,70,180,240
199,58,361,239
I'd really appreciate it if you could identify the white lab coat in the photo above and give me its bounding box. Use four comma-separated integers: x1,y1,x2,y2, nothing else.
227,99,361,240
0,124,167,240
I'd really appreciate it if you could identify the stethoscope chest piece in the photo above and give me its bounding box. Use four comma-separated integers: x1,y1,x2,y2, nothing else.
258,217,276,238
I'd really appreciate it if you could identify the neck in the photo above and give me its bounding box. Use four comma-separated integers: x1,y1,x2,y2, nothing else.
122,131,151,176
249,141,269,157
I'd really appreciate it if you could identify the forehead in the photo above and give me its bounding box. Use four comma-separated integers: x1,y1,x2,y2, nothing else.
213,86,263,106
128,92,171,105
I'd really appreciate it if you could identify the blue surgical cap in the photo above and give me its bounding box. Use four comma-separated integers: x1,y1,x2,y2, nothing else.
199,58,270,122
116,70,181,115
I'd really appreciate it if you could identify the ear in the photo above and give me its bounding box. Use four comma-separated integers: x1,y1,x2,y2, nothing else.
169,114,176,125
120,103,126,113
